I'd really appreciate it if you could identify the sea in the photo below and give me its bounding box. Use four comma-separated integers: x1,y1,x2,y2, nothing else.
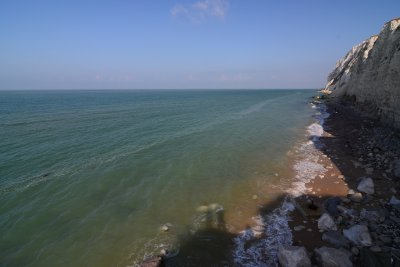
0,89,320,266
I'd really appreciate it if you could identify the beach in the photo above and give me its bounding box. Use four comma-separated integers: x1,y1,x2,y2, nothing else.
285,97,400,265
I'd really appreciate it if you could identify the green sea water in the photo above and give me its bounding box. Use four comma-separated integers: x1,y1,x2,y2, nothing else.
0,89,315,266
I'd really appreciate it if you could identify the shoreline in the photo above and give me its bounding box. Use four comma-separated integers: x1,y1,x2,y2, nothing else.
285,97,400,265
142,95,400,266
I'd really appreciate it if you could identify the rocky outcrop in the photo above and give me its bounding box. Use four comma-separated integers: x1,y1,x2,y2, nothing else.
324,18,400,129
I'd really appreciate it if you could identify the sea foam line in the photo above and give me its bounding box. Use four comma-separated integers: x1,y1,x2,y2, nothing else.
232,100,330,266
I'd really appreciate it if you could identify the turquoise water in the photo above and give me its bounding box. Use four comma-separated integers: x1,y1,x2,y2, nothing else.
0,90,315,266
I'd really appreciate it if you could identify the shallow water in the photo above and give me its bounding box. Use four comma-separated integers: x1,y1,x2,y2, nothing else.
0,89,315,266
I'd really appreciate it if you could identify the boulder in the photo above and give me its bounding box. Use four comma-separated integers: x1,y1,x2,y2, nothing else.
357,177,374,194
277,246,311,267
322,231,350,249
314,246,352,267
318,213,337,232
343,225,372,246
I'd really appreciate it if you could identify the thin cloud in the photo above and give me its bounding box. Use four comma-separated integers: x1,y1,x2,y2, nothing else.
171,0,229,23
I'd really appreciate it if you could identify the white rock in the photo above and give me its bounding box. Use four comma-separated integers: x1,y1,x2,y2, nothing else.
278,246,311,267
357,177,374,194
323,18,400,129
343,225,372,246
317,213,337,232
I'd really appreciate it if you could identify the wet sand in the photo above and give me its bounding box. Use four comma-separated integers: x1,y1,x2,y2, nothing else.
288,97,400,259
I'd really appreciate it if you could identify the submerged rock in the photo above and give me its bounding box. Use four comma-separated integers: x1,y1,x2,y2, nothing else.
196,205,209,213
357,177,375,194
318,213,337,232
314,246,352,267
277,246,311,267
343,225,372,246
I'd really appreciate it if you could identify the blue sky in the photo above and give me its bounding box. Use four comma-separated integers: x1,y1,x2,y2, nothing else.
1,0,399,89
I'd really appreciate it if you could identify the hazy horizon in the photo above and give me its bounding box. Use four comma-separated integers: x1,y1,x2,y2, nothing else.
1,0,399,90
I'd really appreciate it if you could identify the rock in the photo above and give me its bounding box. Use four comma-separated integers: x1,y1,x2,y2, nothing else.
294,225,306,231
379,235,392,245
365,167,374,174
394,159,400,178
325,197,342,216
322,231,350,248
357,177,374,194
277,246,311,267
314,246,352,267
196,205,209,213
343,225,372,246
370,246,382,252
318,213,337,231
351,247,359,256
360,209,380,223
360,247,393,267
349,193,363,203
208,203,224,212
348,189,355,195
340,197,351,204
159,224,170,232
389,195,400,205
160,249,168,256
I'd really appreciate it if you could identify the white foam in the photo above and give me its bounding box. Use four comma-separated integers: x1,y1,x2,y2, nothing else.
287,102,330,197
233,199,294,267
232,102,330,266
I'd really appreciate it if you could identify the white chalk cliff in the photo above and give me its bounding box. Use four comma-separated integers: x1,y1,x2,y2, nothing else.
325,18,400,129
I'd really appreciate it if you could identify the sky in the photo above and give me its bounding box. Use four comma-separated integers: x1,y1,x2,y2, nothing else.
1,0,399,90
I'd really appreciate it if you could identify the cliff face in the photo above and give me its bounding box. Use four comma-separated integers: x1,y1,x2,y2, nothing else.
325,18,400,129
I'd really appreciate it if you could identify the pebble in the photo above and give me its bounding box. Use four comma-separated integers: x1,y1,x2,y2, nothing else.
349,193,363,203
351,247,359,256
341,197,351,204
294,225,306,231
